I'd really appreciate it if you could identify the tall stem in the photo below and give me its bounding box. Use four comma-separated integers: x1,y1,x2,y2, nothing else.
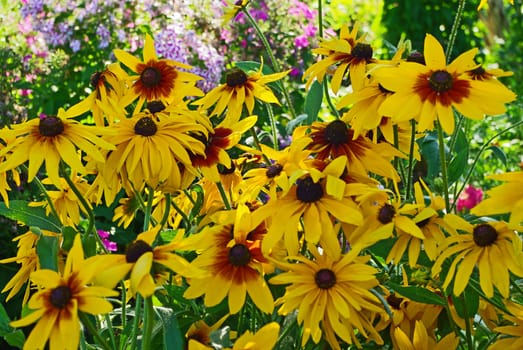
79,312,112,350
216,182,232,210
141,296,154,350
241,8,297,121
445,0,467,61
143,185,154,231
437,123,451,212
22,164,61,225
405,120,417,201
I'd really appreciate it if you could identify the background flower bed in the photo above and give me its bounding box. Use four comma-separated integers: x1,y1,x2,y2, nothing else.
0,0,522,349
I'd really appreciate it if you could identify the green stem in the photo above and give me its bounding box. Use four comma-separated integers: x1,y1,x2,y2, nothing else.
241,8,297,121
445,0,467,61
371,288,393,318
437,123,451,212
460,293,475,350
274,316,296,348
171,196,191,229
216,181,232,210
158,193,172,230
450,119,523,212
183,189,197,207
104,314,117,350
129,294,143,350
405,119,417,201
141,297,154,350
143,185,154,231
79,312,112,350
511,277,523,297
250,128,272,164
393,125,406,185
22,164,62,225
265,103,279,151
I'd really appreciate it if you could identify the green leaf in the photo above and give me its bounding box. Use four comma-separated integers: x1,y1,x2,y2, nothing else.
235,61,274,75
0,303,12,336
61,226,78,252
453,285,479,319
386,282,446,306
286,114,308,135
418,132,440,179
487,145,507,167
35,231,60,271
304,81,323,124
0,200,61,231
448,148,468,184
4,330,25,348
155,307,184,350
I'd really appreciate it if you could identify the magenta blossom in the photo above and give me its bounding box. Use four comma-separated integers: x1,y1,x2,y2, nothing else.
456,185,483,212
97,229,118,252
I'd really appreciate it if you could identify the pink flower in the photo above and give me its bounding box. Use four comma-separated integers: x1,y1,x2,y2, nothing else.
294,35,309,49
456,185,483,212
97,229,118,252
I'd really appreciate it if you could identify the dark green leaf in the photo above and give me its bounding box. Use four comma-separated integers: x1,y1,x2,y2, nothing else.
61,226,78,252
81,233,97,258
0,200,61,231
418,133,440,179
448,149,468,184
155,307,184,350
0,303,12,336
235,61,274,75
487,145,507,167
453,285,480,319
4,330,25,348
35,230,60,271
286,114,308,135
304,81,323,124
386,282,446,306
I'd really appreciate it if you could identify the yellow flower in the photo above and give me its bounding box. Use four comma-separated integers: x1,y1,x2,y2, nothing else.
394,320,459,350
9,235,117,350
253,155,363,255
432,217,523,298
471,171,523,230
188,322,280,350
113,34,203,113
270,245,384,349
90,227,200,298
375,34,516,134
184,207,274,314
489,302,523,350
303,22,374,93
0,103,115,188
221,0,250,24
104,110,206,190
193,62,289,122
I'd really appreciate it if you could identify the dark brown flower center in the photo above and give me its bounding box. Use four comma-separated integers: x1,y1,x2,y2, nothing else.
416,217,431,228
126,240,153,263
473,224,498,247
378,204,396,224
351,43,373,60
324,120,349,145
49,285,72,309
134,116,158,136
228,243,251,266
406,52,426,65
266,163,283,178
147,100,166,113
429,70,454,92
39,116,65,137
387,293,404,309
141,67,162,87
296,176,323,203
226,68,248,87
315,268,336,289
90,71,102,88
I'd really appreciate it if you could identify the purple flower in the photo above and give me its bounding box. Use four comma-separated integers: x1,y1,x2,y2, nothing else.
69,39,81,52
294,35,309,49
96,24,111,48
97,229,117,252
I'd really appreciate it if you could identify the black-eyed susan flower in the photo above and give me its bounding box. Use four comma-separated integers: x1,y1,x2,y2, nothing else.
375,34,516,134
0,231,42,303
394,320,459,350
190,116,257,182
221,0,250,24
192,62,289,122
90,227,201,298
184,207,274,314
294,119,403,180
432,217,523,298
104,110,206,190
270,245,384,349
253,156,363,255
9,235,117,350
30,172,91,226
471,171,523,230
303,22,374,93
188,321,280,350
113,34,204,113
0,104,115,188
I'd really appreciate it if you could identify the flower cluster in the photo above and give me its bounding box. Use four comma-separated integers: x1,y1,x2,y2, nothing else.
1,1,522,350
